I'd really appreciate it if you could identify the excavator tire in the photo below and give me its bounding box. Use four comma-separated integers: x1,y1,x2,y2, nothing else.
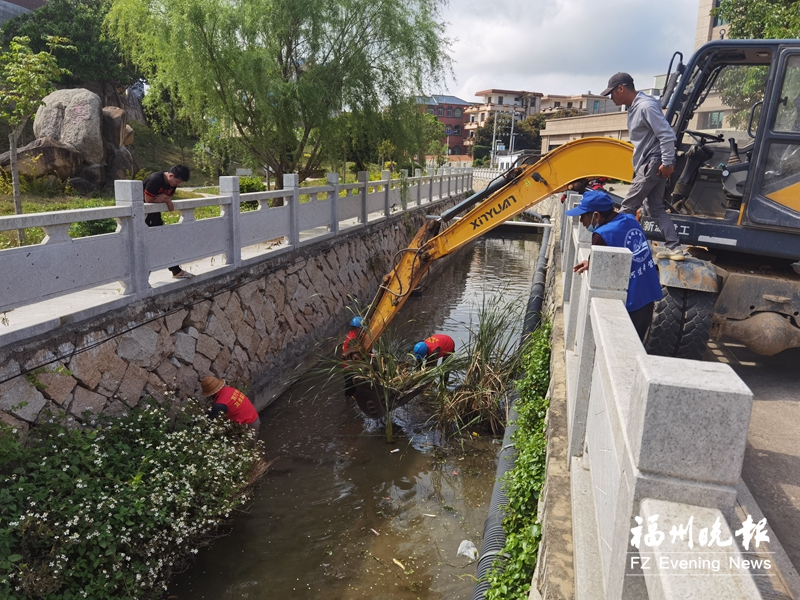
645,286,715,360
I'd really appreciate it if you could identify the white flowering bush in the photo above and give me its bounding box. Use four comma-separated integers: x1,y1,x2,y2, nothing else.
0,400,263,599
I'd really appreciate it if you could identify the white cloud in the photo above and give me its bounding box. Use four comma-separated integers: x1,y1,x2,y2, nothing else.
438,0,699,101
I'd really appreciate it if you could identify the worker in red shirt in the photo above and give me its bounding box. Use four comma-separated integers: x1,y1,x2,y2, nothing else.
342,316,363,398
413,333,456,366
201,376,260,436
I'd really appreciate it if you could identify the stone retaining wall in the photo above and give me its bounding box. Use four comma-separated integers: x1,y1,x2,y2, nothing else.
0,197,461,432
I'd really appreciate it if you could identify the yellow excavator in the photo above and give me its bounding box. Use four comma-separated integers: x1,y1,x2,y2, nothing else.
349,39,800,418
347,137,635,418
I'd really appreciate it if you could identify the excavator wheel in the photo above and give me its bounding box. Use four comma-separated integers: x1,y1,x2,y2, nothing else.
645,286,715,360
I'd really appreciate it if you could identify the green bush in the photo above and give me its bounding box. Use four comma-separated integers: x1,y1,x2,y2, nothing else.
69,219,118,238
485,321,552,600
0,400,262,599
238,175,265,211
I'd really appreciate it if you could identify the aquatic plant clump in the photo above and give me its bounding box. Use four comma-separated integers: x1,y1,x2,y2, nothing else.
0,400,265,599
433,294,527,435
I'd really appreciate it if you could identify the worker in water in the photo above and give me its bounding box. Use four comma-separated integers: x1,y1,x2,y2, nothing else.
413,333,456,366
201,376,261,436
569,190,663,341
342,316,363,398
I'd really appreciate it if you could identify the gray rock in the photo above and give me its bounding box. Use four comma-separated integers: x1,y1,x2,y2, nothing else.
107,146,139,181
68,177,95,195
80,163,106,187
70,386,107,421
122,124,134,146
101,106,127,149
104,400,129,419
173,332,197,364
35,88,105,164
35,371,77,405
116,363,148,407
0,375,47,423
0,137,83,179
117,327,159,363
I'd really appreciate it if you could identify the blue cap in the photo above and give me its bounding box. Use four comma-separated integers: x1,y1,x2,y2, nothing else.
349,316,363,328
564,190,614,216
413,341,429,358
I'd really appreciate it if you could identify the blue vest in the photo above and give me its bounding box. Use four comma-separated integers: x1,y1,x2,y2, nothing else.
595,214,663,312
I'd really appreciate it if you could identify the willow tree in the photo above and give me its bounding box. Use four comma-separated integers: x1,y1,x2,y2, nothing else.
106,0,451,184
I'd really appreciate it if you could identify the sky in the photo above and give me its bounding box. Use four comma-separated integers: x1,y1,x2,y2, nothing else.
438,0,700,101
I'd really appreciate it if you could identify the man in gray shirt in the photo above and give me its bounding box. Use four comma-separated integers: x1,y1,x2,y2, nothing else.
602,72,685,260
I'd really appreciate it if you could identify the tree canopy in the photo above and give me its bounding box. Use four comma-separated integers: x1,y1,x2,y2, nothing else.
714,0,800,39
0,0,138,89
106,0,451,184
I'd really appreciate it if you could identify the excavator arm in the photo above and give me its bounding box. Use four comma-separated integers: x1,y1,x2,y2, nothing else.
357,137,635,353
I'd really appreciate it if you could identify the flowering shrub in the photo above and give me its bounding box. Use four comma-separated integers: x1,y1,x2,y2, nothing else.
0,400,263,599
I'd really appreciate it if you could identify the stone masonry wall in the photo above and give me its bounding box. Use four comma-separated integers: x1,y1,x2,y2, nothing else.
0,198,461,433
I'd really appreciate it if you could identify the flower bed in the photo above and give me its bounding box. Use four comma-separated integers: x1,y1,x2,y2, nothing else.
0,401,264,599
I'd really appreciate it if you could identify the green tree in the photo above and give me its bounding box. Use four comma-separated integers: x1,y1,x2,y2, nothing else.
0,36,73,244
0,0,139,90
714,0,800,39
106,0,451,186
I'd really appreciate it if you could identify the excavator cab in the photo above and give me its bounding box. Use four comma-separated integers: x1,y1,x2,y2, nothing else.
641,40,800,358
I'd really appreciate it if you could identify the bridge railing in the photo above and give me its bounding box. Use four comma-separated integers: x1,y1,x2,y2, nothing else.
559,192,761,599
0,167,472,313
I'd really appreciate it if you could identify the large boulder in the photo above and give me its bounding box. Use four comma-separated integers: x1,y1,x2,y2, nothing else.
34,89,104,164
102,106,127,149
106,146,139,181
122,124,134,146
0,137,83,179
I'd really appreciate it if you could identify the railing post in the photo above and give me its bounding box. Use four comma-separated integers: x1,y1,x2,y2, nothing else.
327,172,340,234
358,171,368,224
561,193,583,302
428,168,434,204
115,180,148,296
219,176,241,268
400,169,408,211
414,168,422,206
446,166,452,198
564,220,592,350
438,167,443,200
382,170,391,217
568,246,631,461
284,173,300,247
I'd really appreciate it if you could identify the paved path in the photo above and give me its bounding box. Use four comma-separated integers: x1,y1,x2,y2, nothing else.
705,338,800,578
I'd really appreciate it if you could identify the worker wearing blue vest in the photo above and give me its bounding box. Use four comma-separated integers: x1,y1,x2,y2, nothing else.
568,190,663,340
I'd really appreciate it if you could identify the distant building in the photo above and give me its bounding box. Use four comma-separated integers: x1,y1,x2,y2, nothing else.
540,93,619,116
417,95,473,156
463,89,542,149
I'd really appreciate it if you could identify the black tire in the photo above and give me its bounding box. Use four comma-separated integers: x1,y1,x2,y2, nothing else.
645,286,715,360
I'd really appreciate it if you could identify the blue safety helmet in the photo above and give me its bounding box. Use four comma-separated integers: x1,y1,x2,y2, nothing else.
413,341,429,358
349,316,363,328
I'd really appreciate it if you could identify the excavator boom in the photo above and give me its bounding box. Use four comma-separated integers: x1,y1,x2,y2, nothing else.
358,137,635,353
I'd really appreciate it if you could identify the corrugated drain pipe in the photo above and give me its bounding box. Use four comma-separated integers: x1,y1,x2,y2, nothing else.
472,212,551,599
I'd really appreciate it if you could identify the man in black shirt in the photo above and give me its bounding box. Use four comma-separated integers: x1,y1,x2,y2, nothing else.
143,164,192,278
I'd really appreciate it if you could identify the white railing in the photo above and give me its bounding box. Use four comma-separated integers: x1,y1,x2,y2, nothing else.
0,167,472,314
559,192,764,600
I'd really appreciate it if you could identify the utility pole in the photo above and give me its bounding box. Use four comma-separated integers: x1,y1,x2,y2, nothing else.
490,112,498,169
509,111,517,161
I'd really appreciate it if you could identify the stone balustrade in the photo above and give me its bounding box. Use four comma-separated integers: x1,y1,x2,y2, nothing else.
559,192,772,600
0,168,471,316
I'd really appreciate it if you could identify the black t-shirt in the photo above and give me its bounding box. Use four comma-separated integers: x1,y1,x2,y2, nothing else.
143,172,176,200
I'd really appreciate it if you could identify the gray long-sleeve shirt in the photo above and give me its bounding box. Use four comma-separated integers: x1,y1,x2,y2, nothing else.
627,92,676,171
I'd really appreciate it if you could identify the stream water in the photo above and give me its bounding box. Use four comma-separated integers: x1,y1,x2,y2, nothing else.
167,233,542,599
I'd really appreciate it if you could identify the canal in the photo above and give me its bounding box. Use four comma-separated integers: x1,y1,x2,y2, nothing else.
168,232,542,599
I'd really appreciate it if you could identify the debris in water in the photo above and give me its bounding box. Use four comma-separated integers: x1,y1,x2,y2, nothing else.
457,540,478,561
422,513,436,518
370,528,380,536
390,449,400,453
392,558,406,570
451,470,459,475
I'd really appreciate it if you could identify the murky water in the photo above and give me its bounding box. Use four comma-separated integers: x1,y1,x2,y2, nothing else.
167,234,541,600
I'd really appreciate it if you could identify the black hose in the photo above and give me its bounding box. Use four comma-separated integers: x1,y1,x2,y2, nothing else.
472,214,551,599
